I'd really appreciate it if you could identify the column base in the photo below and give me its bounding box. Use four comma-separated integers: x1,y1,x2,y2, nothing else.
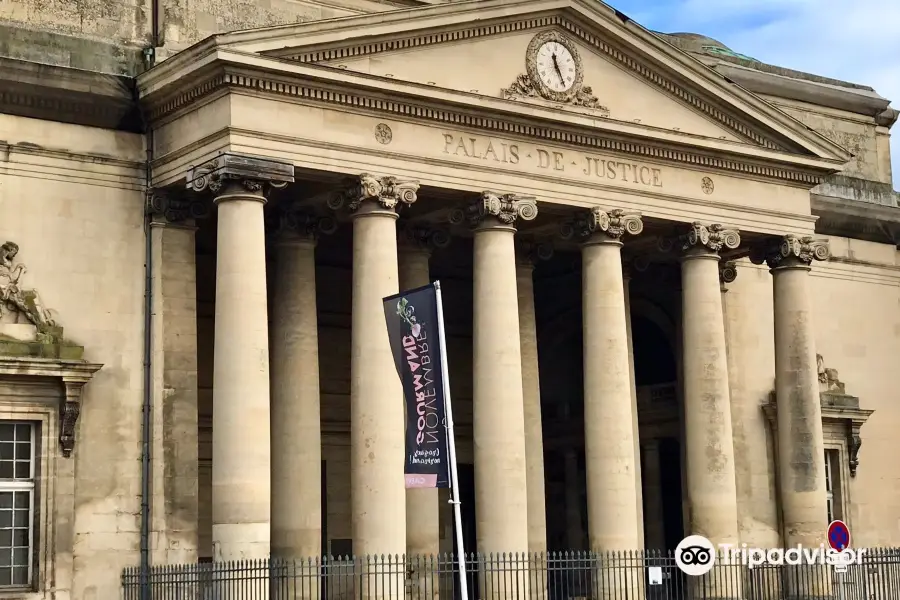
212,522,270,560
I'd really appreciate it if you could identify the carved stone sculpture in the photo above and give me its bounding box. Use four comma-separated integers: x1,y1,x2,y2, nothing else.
0,241,57,335
328,173,420,213
817,353,845,393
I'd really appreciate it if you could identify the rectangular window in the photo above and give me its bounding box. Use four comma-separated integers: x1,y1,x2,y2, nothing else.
824,449,843,524
0,422,34,588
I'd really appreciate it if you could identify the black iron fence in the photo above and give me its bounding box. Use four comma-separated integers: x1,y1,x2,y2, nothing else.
122,548,900,600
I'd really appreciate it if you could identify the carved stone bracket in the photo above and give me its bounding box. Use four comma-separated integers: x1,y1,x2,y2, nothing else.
449,191,538,229
266,201,337,244
749,234,830,270
515,238,554,267
186,153,295,197
328,173,420,214
147,190,211,223
763,355,873,477
0,358,102,458
560,207,643,242
398,221,451,253
659,222,741,256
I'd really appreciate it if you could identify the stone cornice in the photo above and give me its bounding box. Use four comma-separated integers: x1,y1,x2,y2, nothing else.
0,56,142,134
140,51,842,188
811,194,900,247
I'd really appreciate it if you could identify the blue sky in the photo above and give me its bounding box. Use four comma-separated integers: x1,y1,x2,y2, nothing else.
607,0,900,188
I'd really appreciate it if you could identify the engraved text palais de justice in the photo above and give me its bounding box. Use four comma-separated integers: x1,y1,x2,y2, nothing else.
441,132,664,188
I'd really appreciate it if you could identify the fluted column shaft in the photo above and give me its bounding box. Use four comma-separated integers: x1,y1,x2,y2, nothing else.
516,253,548,555
212,182,273,560
678,223,741,547
572,208,643,551
398,240,440,561
270,221,326,561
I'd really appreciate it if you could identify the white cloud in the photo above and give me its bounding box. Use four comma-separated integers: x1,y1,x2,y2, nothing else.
620,0,900,188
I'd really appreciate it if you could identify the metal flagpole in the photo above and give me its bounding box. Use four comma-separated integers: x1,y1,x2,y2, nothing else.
433,280,470,600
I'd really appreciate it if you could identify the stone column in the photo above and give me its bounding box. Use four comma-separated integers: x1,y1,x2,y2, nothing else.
188,154,294,564
640,440,666,550
563,449,585,550
752,235,831,599
562,208,644,552
450,192,536,599
566,208,643,600
397,223,448,595
675,223,741,599
515,241,551,557
516,240,551,600
328,174,419,568
269,206,336,571
622,264,644,550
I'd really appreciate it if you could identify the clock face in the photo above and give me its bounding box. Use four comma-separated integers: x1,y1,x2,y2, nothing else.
535,41,577,93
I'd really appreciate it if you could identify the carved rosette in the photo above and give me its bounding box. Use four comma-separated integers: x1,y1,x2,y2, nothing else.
750,234,830,270
186,154,294,199
328,173,419,214
719,261,738,286
560,207,643,243
448,192,538,230
398,221,451,254
266,203,337,244
515,239,554,267
147,191,211,223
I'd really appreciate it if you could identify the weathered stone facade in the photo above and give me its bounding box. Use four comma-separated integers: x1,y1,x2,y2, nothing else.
0,0,898,598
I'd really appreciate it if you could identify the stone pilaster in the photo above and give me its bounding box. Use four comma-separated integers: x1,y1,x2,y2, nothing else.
268,206,336,564
562,208,644,552
328,174,419,564
515,239,552,558
188,153,294,563
449,192,536,558
751,236,831,548
146,192,203,565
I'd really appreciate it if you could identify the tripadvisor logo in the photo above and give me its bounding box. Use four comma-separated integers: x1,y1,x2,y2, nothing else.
674,535,866,576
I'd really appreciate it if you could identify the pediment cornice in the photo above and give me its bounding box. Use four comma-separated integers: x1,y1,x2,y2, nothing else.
140,49,841,188
203,0,851,163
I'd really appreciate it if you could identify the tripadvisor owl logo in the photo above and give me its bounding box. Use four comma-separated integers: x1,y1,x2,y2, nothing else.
675,535,717,576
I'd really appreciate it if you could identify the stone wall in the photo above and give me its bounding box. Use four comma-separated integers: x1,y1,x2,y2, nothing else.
0,113,146,598
0,0,423,75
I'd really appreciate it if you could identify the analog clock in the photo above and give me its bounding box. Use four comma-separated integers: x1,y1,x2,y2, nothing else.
535,40,577,93
525,31,585,101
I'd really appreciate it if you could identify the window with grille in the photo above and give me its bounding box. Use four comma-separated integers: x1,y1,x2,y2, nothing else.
0,422,34,588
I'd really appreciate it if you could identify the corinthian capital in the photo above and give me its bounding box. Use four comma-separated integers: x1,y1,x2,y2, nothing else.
398,221,451,253
186,153,294,197
749,234,830,270
328,173,419,213
449,191,538,229
560,207,643,242
266,202,337,244
719,261,738,286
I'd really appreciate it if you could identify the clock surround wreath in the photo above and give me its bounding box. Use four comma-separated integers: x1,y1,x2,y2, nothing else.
502,30,608,114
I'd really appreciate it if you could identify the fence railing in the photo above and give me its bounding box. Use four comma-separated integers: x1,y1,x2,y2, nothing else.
122,548,900,600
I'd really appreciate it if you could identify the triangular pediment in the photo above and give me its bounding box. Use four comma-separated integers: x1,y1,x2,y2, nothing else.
213,0,850,163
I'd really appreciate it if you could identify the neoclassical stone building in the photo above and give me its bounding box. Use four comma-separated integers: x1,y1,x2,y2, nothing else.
0,0,897,598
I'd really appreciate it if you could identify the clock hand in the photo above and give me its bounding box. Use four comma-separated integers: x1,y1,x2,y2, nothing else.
551,53,565,84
